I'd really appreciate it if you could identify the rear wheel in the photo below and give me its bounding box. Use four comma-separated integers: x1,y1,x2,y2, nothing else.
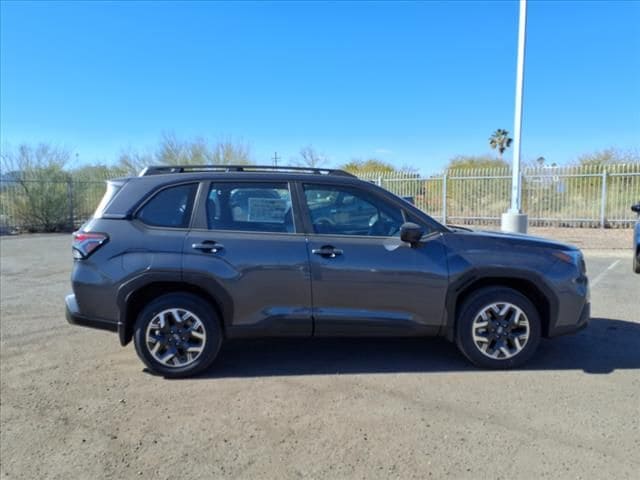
133,293,222,378
456,287,541,369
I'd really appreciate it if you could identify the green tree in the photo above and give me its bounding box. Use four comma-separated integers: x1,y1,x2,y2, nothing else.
340,158,398,175
0,143,72,232
447,154,509,170
71,163,128,180
118,150,154,175
489,129,513,160
576,148,639,166
118,133,253,174
70,163,129,222
292,145,326,168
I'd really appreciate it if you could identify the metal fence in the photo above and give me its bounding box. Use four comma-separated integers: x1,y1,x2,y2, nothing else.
0,174,110,233
359,163,640,228
1,164,639,233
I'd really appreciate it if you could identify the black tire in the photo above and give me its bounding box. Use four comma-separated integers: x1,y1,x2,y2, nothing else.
133,293,222,378
455,287,541,369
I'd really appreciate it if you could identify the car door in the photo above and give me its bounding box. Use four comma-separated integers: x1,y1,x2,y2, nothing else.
183,180,312,337
301,182,449,336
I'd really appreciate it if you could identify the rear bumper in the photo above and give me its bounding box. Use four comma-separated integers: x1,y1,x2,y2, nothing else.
548,302,590,337
65,294,119,332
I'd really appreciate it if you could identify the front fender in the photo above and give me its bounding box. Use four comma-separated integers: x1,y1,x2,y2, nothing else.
442,266,560,341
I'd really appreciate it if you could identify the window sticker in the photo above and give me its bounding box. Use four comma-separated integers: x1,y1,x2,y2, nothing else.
247,198,287,223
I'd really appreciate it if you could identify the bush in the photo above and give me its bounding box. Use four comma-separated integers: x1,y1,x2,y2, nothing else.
0,144,73,232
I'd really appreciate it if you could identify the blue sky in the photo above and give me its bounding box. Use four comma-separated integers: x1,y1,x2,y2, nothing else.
1,0,639,172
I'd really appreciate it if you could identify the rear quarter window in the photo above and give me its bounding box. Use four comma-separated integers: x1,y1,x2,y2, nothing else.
93,181,123,218
137,183,198,228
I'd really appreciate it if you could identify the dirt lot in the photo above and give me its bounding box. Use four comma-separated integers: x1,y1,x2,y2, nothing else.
1,233,639,479
479,226,633,250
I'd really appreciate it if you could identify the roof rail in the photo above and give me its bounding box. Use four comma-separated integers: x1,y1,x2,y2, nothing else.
138,165,356,178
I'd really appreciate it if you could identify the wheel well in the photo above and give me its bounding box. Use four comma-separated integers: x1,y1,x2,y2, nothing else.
122,282,224,345
453,277,551,338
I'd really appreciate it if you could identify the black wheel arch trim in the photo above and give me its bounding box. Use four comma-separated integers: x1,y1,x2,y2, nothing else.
443,267,560,342
116,270,234,346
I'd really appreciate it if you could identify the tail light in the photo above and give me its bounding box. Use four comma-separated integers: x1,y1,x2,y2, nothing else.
72,232,108,259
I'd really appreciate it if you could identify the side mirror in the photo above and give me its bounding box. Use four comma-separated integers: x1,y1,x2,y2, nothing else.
400,222,424,246
632,203,640,213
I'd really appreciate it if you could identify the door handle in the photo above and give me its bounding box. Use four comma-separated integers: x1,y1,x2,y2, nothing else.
312,246,343,258
192,241,224,253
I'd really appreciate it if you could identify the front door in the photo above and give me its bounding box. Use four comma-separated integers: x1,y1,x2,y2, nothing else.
301,183,449,336
184,180,312,337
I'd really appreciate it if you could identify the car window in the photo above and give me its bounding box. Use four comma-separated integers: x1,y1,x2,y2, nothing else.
137,183,198,228
303,184,404,237
207,182,294,233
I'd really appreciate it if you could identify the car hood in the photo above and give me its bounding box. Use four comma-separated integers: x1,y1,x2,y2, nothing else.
447,227,579,251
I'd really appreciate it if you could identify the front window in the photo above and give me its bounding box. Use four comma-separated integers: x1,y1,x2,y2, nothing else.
303,184,404,237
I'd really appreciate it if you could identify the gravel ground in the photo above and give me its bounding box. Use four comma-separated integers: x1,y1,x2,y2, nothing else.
474,226,634,250
1,234,639,479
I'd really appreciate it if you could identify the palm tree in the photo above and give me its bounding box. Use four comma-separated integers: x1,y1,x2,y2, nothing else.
489,129,513,160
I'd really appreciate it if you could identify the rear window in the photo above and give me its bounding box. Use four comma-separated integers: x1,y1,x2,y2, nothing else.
137,183,198,228
206,182,293,233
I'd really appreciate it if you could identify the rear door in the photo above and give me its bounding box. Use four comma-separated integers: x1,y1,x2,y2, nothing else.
184,180,312,337
301,182,449,336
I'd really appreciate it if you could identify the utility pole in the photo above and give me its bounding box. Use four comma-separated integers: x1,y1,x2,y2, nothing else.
501,0,529,233
272,152,281,167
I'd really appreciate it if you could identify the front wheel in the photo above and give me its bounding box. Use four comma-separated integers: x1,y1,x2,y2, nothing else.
133,293,222,378
456,287,541,369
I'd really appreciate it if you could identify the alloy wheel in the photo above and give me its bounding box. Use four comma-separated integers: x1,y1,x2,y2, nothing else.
471,302,530,360
145,308,207,368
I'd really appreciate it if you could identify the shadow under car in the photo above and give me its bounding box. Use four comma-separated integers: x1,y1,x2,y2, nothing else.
150,317,640,379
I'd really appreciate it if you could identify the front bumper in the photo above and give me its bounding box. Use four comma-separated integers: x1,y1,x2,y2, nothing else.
65,294,119,332
548,301,590,337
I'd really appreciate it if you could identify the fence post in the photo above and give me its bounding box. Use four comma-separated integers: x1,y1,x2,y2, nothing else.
521,170,525,212
442,172,447,225
67,177,75,231
377,175,382,188
600,169,607,229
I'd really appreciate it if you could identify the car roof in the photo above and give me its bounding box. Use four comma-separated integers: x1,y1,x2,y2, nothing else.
139,164,355,178
137,171,359,181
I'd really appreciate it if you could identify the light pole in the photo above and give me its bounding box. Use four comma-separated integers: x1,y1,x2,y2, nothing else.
501,0,529,233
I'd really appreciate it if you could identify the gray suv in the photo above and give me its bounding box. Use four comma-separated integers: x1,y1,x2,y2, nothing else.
66,165,590,377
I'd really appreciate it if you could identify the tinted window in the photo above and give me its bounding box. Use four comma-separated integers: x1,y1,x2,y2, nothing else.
137,183,197,228
207,183,294,233
303,184,403,236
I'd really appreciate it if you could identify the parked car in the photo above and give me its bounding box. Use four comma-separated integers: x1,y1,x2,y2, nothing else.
632,202,640,273
66,165,590,377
